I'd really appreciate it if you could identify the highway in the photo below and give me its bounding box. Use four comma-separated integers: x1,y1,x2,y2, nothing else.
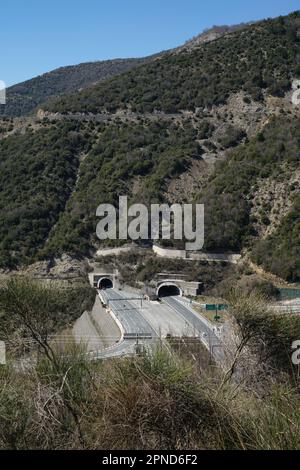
79,288,225,362
93,288,157,359
162,296,225,362
87,337,141,359
78,289,299,364
101,289,157,337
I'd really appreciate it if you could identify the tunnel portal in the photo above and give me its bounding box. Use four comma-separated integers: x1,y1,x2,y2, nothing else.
98,277,113,290
157,283,182,298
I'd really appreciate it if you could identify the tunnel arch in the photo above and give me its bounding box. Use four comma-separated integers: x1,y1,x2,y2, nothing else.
97,277,113,290
157,282,182,298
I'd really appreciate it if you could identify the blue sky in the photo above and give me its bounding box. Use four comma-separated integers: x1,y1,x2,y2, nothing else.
1,0,300,86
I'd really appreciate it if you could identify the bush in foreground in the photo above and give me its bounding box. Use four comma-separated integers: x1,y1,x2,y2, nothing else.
1,279,300,450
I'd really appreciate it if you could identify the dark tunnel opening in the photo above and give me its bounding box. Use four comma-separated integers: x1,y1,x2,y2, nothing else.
98,278,113,290
158,284,181,298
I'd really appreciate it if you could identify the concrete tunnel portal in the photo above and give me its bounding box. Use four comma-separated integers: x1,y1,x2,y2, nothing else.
97,277,113,290
157,283,182,298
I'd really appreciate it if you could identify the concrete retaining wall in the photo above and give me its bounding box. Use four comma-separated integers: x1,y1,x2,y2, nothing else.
73,297,121,352
96,246,134,257
188,252,241,264
153,244,241,264
96,244,241,264
153,244,186,259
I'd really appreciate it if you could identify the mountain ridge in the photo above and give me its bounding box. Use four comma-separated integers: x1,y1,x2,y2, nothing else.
0,20,262,118
0,57,149,117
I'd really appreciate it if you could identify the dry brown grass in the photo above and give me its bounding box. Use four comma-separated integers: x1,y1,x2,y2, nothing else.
1,279,300,450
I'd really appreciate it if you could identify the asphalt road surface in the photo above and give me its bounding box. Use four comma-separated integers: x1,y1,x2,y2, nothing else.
163,296,225,362
101,289,157,337
94,289,157,359
82,289,226,362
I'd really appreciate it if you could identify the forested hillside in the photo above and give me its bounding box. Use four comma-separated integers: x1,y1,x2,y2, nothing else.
0,121,93,267
0,58,147,117
0,11,299,282
199,115,300,281
252,195,300,282
45,13,300,114
39,119,202,259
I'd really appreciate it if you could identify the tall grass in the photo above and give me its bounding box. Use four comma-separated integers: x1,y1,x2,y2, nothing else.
1,347,300,450
1,279,300,449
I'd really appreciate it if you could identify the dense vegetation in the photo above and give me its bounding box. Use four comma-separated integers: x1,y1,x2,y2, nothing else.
199,115,300,281
252,195,300,281
0,117,201,268
40,119,202,258
0,121,93,268
6,348,300,450
0,58,147,117
45,12,300,114
0,113,298,281
0,278,95,356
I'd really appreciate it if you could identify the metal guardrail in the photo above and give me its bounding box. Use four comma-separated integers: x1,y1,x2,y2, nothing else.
272,305,300,313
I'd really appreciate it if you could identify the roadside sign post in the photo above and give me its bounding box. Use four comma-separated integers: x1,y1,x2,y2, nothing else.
214,309,221,322
206,304,227,322
0,341,6,365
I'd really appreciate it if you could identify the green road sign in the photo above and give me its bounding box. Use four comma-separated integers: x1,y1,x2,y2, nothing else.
205,304,228,311
206,304,216,311
217,304,228,311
